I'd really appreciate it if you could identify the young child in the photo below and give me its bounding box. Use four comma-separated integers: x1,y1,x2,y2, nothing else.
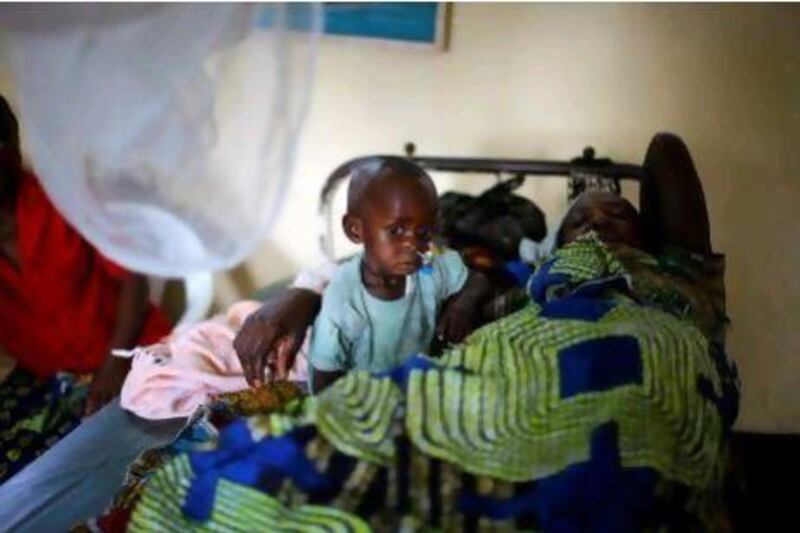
309,157,490,392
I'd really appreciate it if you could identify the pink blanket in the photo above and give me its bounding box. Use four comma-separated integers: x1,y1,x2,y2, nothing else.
120,300,308,420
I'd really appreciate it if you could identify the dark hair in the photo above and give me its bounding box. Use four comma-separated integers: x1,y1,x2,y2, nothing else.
347,156,433,212
320,156,433,214
0,95,20,151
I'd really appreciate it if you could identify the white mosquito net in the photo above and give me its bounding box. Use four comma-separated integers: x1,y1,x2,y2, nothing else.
0,3,320,276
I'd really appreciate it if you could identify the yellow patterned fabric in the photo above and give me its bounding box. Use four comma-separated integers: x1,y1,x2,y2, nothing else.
406,302,722,487
213,381,303,417
129,455,370,533
308,299,724,489
309,374,401,466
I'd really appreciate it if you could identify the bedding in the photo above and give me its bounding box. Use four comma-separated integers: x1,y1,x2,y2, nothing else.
128,234,737,531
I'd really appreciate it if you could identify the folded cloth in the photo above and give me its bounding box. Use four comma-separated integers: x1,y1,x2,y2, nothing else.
120,300,308,420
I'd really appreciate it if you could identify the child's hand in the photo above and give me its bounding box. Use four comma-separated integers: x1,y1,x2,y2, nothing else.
435,299,480,348
434,271,492,350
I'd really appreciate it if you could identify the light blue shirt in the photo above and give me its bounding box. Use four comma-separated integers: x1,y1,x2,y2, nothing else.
308,249,468,385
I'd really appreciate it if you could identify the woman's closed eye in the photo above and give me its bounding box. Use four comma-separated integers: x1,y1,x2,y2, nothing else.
566,214,588,230
605,206,628,218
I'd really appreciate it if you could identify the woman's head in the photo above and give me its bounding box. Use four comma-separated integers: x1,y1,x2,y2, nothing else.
556,191,644,249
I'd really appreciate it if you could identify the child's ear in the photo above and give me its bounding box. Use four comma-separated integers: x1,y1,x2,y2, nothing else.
342,214,364,244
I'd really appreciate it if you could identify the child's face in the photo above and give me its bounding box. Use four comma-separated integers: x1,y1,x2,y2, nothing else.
356,177,438,277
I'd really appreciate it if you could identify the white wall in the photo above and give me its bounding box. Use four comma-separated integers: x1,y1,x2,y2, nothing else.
230,3,800,432
3,4,799,432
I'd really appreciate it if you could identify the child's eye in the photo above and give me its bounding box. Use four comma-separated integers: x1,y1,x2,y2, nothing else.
388,225,404,237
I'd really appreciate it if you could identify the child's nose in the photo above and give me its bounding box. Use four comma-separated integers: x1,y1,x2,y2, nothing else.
399,231,417,249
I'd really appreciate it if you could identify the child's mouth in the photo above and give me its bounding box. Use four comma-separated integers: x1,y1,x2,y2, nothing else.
396,258,421,273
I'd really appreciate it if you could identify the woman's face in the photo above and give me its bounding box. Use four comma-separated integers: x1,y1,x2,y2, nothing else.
559,192,644,248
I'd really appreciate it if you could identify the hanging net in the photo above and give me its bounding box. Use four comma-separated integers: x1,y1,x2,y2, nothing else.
0,3,320,276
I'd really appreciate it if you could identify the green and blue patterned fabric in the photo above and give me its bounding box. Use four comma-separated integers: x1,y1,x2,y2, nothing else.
0,369,87,484
132,234,734,532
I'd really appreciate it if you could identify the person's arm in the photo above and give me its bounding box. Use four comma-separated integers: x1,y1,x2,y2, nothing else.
640,132,712,255
234,260,336,387
311,368,345,394
85,274,149,416
234,288,321,387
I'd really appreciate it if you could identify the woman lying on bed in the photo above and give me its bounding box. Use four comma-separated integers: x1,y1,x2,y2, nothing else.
130,132,739,532
235,134,730,389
